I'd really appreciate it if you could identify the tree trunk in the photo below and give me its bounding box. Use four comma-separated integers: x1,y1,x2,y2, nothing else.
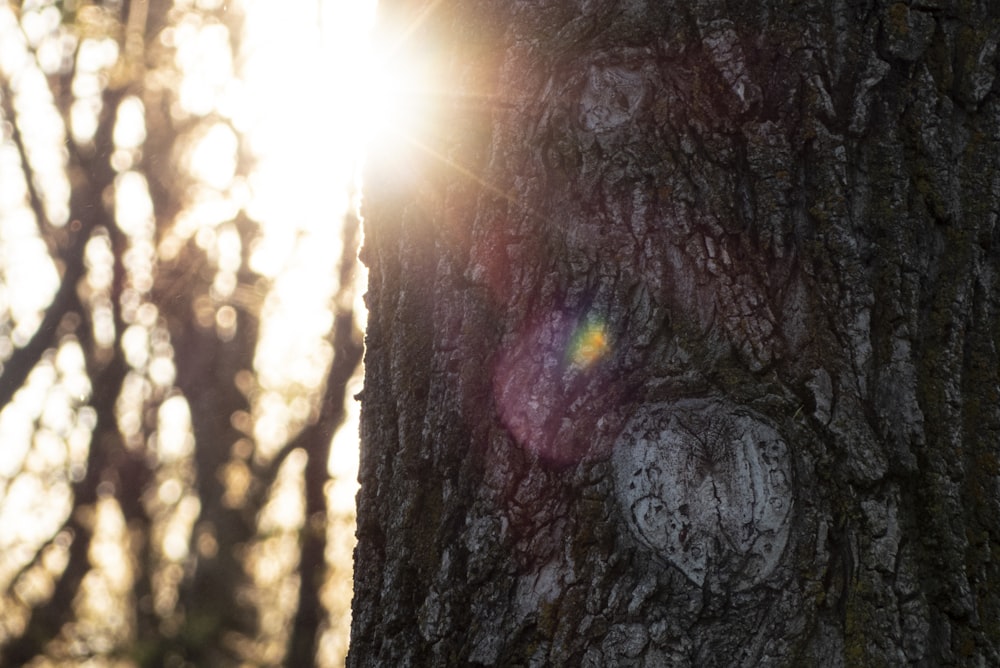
349,0,1000,665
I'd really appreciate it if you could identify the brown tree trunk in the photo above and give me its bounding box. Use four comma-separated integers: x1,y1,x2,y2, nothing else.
350,0,1000,665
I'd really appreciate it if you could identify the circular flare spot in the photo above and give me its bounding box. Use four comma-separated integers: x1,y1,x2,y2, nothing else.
567,320,610,369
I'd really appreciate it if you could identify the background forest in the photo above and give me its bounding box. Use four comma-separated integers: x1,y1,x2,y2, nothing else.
0,0,373,665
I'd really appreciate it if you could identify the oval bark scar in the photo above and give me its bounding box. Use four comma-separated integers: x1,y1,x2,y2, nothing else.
612,398,793,588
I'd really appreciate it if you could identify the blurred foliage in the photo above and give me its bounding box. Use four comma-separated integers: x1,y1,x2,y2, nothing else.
0,0,365,666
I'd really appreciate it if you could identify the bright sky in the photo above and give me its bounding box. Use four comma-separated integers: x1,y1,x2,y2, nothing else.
0,0,381,663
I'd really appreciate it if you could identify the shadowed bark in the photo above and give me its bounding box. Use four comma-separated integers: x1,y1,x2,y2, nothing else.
350,0,1000,665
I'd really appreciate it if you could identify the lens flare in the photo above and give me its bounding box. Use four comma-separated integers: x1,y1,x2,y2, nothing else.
567,319,610,369
493,311,615,466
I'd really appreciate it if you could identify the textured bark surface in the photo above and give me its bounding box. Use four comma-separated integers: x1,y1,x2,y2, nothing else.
350,0,1000,665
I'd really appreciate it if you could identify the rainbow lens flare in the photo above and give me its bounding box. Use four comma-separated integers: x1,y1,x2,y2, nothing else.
567,319,610,369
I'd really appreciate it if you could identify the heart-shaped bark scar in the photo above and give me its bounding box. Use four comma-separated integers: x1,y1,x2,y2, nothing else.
612,398,793,588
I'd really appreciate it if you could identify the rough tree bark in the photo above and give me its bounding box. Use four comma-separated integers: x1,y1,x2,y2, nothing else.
350,0,1000,665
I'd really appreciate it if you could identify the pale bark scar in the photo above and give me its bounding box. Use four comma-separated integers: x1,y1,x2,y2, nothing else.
612,398,792,588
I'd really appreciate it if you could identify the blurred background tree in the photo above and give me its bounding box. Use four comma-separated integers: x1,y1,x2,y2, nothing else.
0,0,369,665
